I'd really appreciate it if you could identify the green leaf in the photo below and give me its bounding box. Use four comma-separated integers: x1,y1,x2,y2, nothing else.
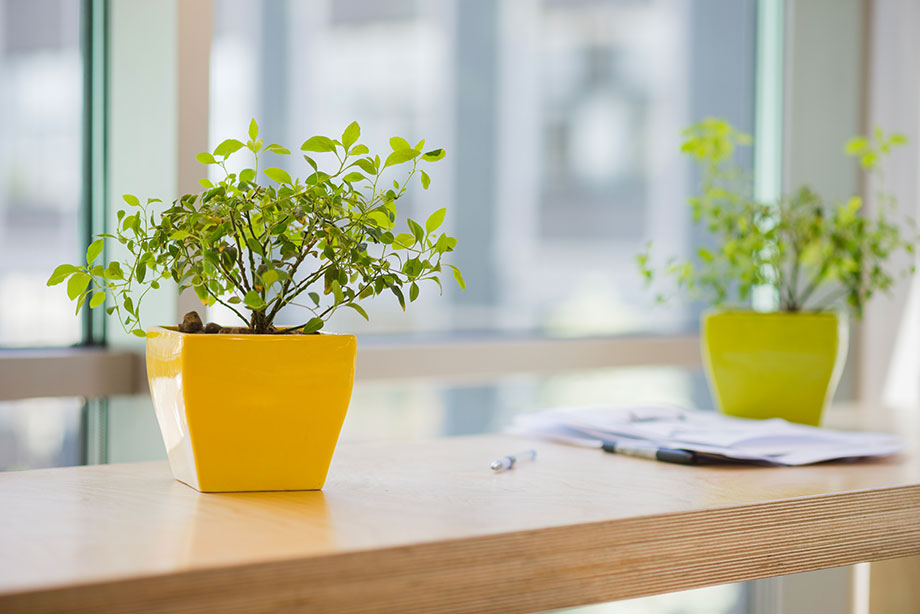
228,296,241,304
425,208,446,233
196,152,217,165
393,233,415,249
390,285,406,311
342,122,361,149
214,138,245,157
264,167,292,184
349,144,369,156
404,258,422,278
248,118,259,141
239,168,256,183
246,236,264,257
121,213,135,232
367,211,391,228
199,178,214,188
308,292,320,306
265,144,291,155
302,317,324,334
389,136,411,151
122,194,140,207
384,148,420,168
844,137,867,155
447,264,465,290
261,269,279,287
346,302,369,320
331,280,344,304
420,170,430,190
354,158,377,175
343,172,366,183
301,136,336,152
409,281,419,302
47,264,78,286
74,291,88,315
435,234,450,254
104,261,124,280
132,329,148,338
408,218,425,242
421,148,446,162
89,291,106,309
243,290,264,309
67,273,91,300
861,152,879,168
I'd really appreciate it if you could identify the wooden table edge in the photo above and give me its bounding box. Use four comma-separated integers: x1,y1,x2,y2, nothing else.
3,481,919,614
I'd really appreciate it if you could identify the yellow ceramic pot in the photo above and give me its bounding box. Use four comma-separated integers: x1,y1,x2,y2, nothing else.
701,311,847,426
145,326,356,492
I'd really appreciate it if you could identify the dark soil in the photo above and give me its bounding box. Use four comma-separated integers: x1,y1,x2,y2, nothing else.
178,311,203,333
178,311,305,335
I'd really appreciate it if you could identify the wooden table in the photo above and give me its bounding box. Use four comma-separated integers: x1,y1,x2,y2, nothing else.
1,434,919,613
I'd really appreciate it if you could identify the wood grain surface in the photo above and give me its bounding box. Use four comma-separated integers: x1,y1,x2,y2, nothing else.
1,434,919,613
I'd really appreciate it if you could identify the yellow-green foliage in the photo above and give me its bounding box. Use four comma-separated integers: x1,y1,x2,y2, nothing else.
49,120,463,335
639,118,916,316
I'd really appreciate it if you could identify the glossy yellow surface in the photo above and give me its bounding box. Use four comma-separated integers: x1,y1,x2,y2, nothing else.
145,326,356,492
702,311,847,426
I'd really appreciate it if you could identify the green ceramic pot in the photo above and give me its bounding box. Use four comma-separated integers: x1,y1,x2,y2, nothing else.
701,310,848,426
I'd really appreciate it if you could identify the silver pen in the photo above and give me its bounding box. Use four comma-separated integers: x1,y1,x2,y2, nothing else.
490,449,537,472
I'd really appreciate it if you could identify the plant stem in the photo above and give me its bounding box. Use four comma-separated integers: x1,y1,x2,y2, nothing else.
228,211,252,292
811,288,849,312
796,263,829,311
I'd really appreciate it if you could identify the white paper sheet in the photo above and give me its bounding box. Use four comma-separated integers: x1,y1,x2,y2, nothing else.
506,406,903,465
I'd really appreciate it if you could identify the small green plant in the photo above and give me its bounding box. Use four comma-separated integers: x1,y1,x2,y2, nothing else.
48,120,464,335
638,118,916,316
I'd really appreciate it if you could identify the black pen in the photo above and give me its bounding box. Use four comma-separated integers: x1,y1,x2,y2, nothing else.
601,440,700,465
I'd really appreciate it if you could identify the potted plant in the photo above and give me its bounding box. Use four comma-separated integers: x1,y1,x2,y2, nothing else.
639,118,916,426
48,119,463,491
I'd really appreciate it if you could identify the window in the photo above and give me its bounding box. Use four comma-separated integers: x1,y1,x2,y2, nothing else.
0,0,85,348
0,397,84,470
210,0,756,339
0,0,94,471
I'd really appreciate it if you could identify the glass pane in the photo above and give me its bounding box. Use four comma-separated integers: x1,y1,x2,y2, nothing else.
0,0,84,347
553,584,747,614
210,0,755,338
342,366,711,441
0,397,84,470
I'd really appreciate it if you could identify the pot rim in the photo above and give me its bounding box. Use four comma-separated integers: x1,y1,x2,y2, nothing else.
146,325,356,339
703,308,845,320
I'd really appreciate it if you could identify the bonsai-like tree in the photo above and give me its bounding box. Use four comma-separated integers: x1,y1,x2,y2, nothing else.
49,120,464,334
638,118,916,316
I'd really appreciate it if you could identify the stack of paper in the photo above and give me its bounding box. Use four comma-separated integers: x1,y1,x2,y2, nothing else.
506,405,903,465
